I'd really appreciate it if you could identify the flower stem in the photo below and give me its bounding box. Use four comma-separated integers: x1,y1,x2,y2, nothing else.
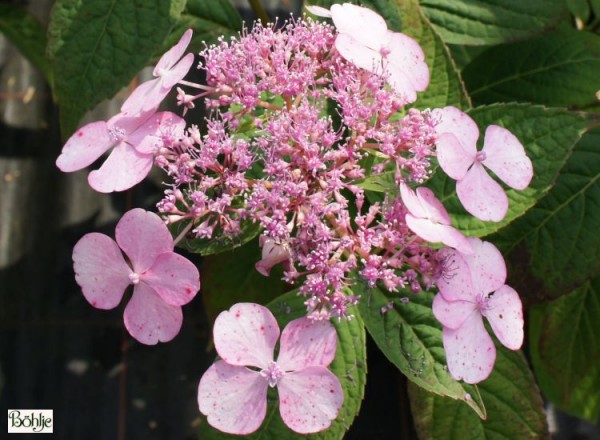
248,0,271,24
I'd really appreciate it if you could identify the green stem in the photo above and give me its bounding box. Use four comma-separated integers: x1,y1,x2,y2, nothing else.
248,0,271,23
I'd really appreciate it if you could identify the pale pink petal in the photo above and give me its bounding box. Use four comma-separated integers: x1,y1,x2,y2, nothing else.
107,110,153,136
405,215,472,254
462,238,506,295
87,142,153,193
213,303,279,369
72,233,130,309
277,318,337,371
386,31,429,94
433,106,479,154
482,125,533,190
255,238,291,276
278,367,343,434
115,208,174,273
120,80,163,116
385,63,417,104
305,5,332,17
331,3,388,49
436,247,476,302
154,29,193,75
160,52,194,89
443,312,496,384
400,183,428,219
435,132,475,180
56,121,112,172
142,252,200,306
335,34,382,73
129,111,186,154
432,292,476,330
415,186,451,225
456,162,508,222
198,361,267,435
123,282,182,344
485,285,524,350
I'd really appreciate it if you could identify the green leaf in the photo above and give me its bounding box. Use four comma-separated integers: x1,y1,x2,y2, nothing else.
419,0,565,45
199,290,367,439
200,238,286,324
408,348,549,440
355,283,486,418
491,127,600,301
529,276,600,422
428,104,592,237
463,29,600,108
172,218,261,256
167,0,243,52
309,0,471,109
0,3,53,84
356,171,396,193
566,0,591,22
47,0,186,136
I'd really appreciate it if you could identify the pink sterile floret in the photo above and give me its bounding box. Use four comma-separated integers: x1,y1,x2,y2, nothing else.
198,303,343,435
56,110,185,193
121,29,195,116
255,236,292,277
432,238,524,384
400,183,472,255
433,106,534,222
307,3,429,104
72,208,200,344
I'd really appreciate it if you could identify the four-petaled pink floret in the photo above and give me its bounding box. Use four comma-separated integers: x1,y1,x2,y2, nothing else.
72,208,201,344
433,106,534,222
198,303,343,434
433,238,524,384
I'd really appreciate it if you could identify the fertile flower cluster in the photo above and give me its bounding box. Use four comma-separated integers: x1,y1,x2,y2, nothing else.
57,2,535,435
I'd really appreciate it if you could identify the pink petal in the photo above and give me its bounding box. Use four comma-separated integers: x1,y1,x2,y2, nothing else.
124,282,182,344
213,303,279,369
386,31,429,94
456,162,508,222
160,52,194,89
198,361,267,435
120,79,167,116
154,29,193,76
115,208,174,273
462,238,506,295
433,106,479,155
482,125,533,190
277,318,337,371
432,292,476,330
335,33,382,73
278,367,343,434
485,285,524,350
331,3,388,50
443,312,496,384
129,111,186,154
72,233,130,309
436,132,475,180
400,183,428,219
436,247,476,302
56,121,112,172
405,215,472,254
255,238,291,277
384,63,417,104
87,142,153,193
142,252,200,306
415,186,451,225
305,5,332,17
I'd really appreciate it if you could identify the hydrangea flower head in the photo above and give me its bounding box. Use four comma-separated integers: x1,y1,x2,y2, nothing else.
198,303,343,434
307,3,429,103
434,106,534,222
56,111,185,193
72,208,201,344
432,238,524,383
122,29,195,116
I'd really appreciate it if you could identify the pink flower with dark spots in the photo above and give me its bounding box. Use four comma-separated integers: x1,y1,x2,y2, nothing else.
434,106,533,222
198,303,343,434
56,111,185,193
307,3,429,103
72,208,200,344
433,238,524,383
122,29,195,116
